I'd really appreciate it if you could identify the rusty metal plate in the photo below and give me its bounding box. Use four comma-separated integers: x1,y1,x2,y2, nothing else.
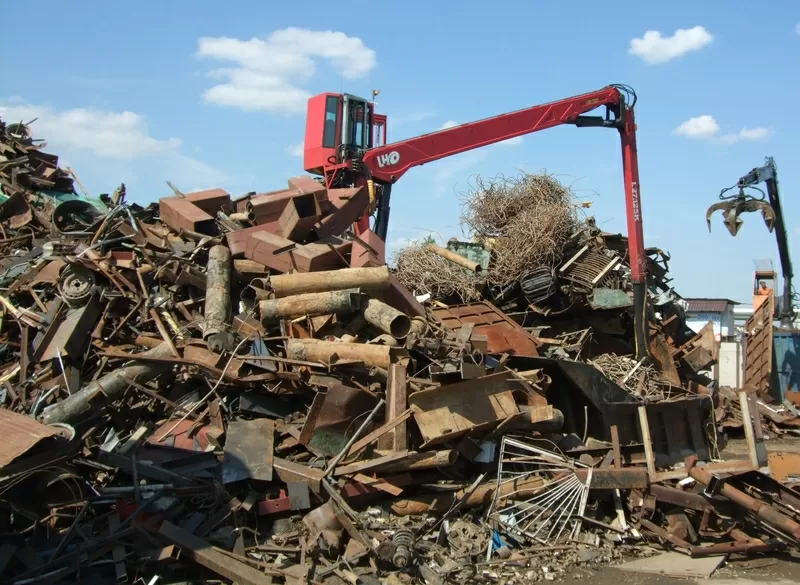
744,295,773,395
0,409,62,468
432,301,540,356
223,419,274,483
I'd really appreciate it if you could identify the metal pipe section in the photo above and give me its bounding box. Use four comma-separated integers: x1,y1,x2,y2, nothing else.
286,338,395,369
363,298,411,339
204,245,233,352
259,289,361,322
269,266,390,298
689,463,800,542
41,343,175,425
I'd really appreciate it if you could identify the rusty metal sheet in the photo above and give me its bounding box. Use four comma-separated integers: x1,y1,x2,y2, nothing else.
301,384,379,457
744,295,774,394
432,301,540,356
408,370,519,447
223,419,274,483
0,409,61,468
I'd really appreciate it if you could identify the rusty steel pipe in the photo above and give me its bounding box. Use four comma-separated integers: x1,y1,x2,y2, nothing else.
229,211,255,223
286,338,396,369
363,298,411,339
270,266,390,298
427,244,482,273
689,464,800,541
41,343,175,425
204,245,233,352
259,289,361,323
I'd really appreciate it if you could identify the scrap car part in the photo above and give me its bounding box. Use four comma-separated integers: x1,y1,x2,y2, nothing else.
57,263,96,307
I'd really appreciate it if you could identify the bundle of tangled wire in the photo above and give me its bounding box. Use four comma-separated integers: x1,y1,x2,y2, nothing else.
392,242,485,302
591,353,668,401
460,171,578,285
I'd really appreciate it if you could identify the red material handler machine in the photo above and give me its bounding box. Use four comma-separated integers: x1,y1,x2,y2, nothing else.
302,84,649,358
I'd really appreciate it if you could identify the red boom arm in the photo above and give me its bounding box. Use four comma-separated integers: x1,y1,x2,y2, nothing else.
359,84,648,357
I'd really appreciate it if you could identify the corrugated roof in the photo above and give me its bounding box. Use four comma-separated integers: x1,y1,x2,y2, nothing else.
0,409,60,468
684,298,739,313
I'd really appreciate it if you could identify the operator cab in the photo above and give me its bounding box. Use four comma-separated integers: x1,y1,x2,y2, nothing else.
303,92,386,176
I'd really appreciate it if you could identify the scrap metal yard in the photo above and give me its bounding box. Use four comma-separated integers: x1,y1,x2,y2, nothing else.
1,97,800,585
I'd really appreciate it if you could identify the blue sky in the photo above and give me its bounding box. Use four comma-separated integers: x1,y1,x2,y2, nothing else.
1,1,798,304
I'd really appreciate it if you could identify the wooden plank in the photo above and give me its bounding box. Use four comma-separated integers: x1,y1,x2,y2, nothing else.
748,392,769,466
610,425,622,470
349,409,412,456
739,391,760,469
378,363,408,451
638,406,657,479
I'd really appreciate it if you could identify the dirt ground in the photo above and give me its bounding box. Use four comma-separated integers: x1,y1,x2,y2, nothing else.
581,553,800,585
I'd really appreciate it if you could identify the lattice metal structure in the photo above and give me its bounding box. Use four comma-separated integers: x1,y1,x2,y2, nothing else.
485,437,591,558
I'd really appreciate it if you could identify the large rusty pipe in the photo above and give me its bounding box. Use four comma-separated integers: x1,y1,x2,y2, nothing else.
363,298,411,339
204,245,233,352
286,338,395,369
270,266,390,298
427,244,481,273
389,476,544,516
689,464,800,541
41,343,175,425
259,289,360,323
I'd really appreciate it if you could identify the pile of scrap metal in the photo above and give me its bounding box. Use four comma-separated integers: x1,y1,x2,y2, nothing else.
0,116,798,585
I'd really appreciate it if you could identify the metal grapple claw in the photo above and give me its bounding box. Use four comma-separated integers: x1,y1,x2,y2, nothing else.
706,196,776,236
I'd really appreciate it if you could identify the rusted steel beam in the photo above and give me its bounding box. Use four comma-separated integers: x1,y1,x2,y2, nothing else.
378,364,409,451
41,342,175,424
159,198,216,235
371,449,459,473
278,193,322,240
259,289,360,322
159,521,274,585
269,265,391,298
390,476,543,516
204,245,233,352
649,484,711,512
363,298,411,339
573,467,649,489
688,459,800,542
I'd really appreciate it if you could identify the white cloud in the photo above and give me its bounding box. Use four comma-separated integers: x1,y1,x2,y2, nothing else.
285,142,304,157
439,120,459,130
0,102,181,159
0,99,229,198
796,22,800,35
673,115,720,139
719,126,774,144
197,28,377,114
673,114,774,144
629,26,713,64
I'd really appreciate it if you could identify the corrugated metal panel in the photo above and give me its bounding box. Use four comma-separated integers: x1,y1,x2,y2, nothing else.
0,409,60,468
684,298,738,313
773,330,800,400
743,295,774,395
432,301,540,356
